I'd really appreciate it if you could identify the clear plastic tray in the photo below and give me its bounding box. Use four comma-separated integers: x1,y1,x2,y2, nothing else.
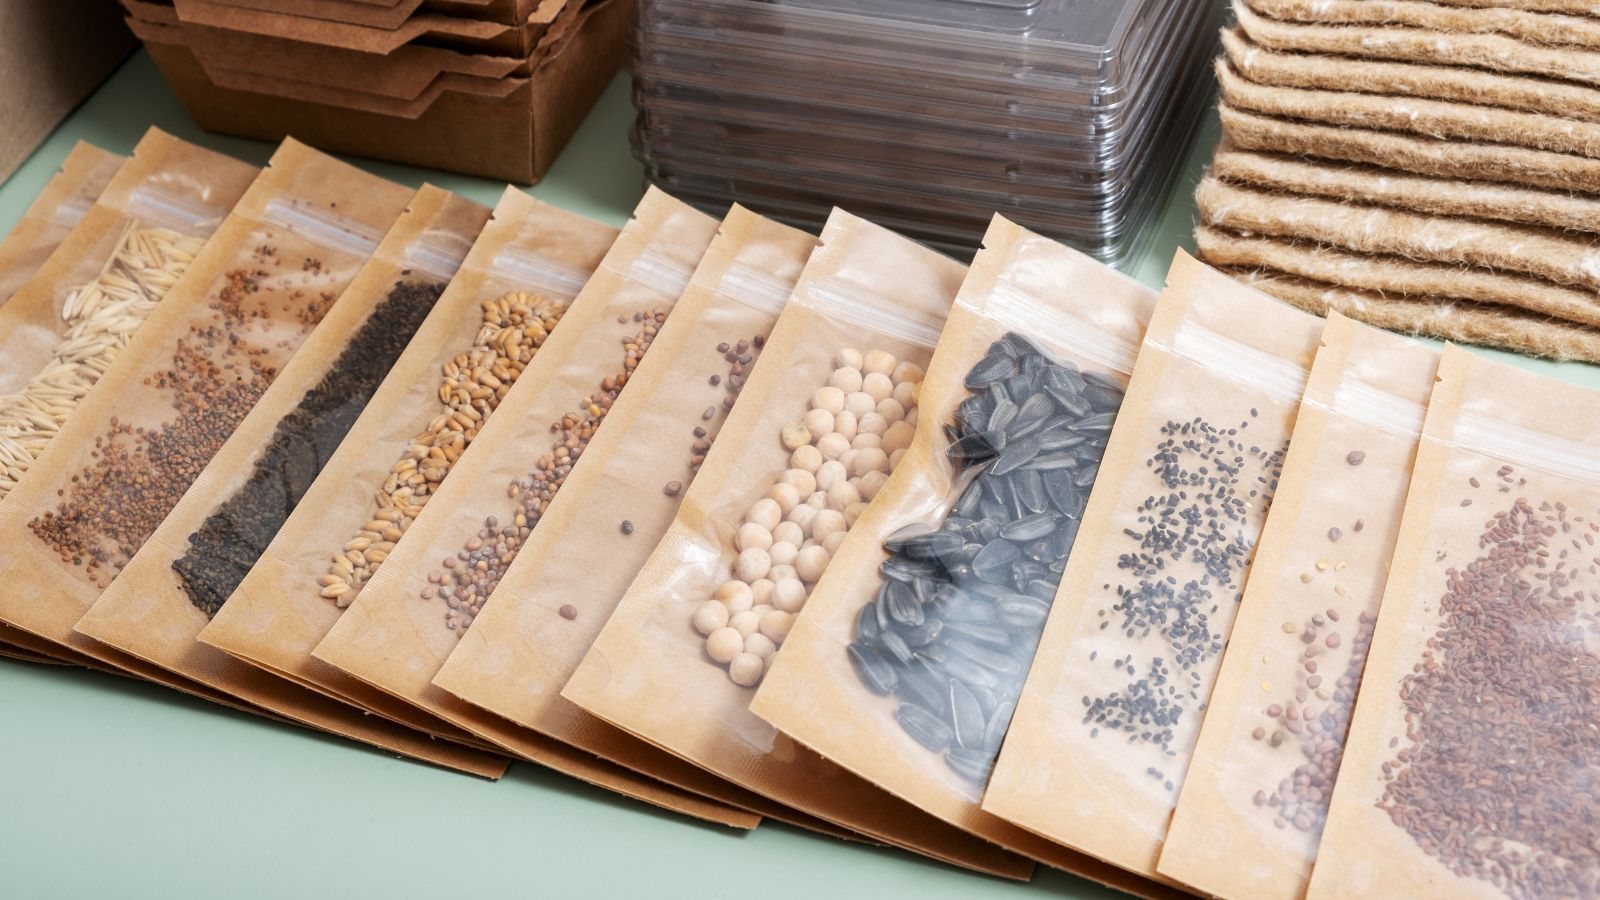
631,51,1213,199
634,62,1210,263
636,0,1198,98
638,0,1194,88
631,3,1214,143
630,12,1216,161
634,0,1213,116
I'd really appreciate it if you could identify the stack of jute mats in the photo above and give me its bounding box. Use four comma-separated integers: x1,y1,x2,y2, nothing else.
1197,0,1600,362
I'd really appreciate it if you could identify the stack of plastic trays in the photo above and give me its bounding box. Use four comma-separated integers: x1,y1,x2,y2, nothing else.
631,0,1223,265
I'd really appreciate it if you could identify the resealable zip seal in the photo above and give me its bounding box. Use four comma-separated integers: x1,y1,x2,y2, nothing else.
48,196,95,230
1307,377,1428,440
715,260,797,318
1439,409,1600,485
484,244,594,300
980,277,1142,377
621,245,700,300
797,276,947,348
400,230,475,281
1148,318,1311,404
260,198,384,259
121,184,230,235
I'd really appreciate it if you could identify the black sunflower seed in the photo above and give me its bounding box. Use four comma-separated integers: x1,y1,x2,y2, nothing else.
847,332,1124,781
897,703,954,752
946,748,996,785
971,539,1021,582
848,643,896,695
949,680,986,749
990,436,1040,475
1000,513,1057,542
963,352,1014,389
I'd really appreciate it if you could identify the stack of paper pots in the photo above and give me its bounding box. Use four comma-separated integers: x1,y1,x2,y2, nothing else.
1198,0,1600,362
121,0,634,182
630,0,1224,266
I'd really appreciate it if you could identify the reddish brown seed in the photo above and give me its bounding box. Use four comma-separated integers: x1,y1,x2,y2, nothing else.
664,481,682,497
559,604,577,620
1346,450,1366,466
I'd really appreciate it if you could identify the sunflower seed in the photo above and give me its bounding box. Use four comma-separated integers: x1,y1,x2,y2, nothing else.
950,680,986,749
946,748,996,784
849,643,897,695
897,703,954,752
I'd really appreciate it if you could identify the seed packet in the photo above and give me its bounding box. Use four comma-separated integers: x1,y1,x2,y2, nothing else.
982,250,1324,879
745,215,1180,893
312,188,764,827
561,208,1031,877
196,187,572,709
0,140,510,774
199,187,754,821
0,142,125,307
0,129,259,499
429,205,848,831
1306,346,1600,900
1155,313,1439,900
66,183,509,776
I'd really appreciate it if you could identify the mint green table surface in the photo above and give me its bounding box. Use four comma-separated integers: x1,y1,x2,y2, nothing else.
1,50,1593,900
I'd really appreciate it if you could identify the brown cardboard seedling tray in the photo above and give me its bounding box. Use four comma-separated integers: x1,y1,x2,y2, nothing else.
1211,146,1600,234
125,1,530,96
170,0,564,56
198,0,545,30
1216,264,1600,363
139,0,630,182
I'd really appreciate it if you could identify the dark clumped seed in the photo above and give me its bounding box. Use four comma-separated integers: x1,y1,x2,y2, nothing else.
176,279,442,616
620,520,634,535
424,308,670,634
1376,489,1600,898
849,333,1124,786
1078,403,1289,791
1347,450,1366,466
30,251,337,589
664,481,682,497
